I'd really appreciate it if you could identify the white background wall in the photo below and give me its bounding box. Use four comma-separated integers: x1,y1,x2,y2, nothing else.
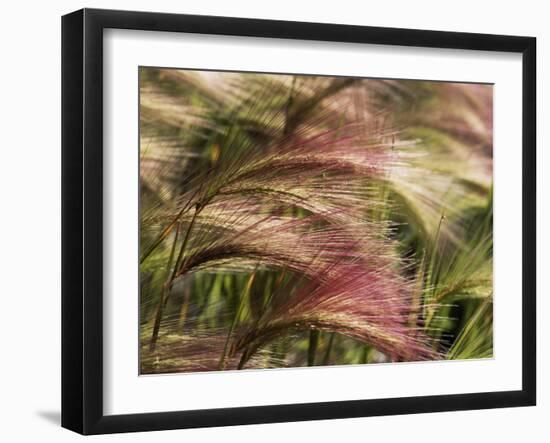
0,1,546,441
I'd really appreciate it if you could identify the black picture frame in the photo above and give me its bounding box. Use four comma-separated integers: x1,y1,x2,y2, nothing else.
61,8,537,435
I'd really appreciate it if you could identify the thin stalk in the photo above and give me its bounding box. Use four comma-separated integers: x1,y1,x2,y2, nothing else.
140,207,186,264
219,269,257,370
409,249,426,327
322,333,335,365
307,330,319,366
237,347,252,370
260,269,286,318
140,183,205,264
149,223,180,351
149,283,168,352
172,203,201,281
361,346,370,364
423,213,445,327
150,201,205,351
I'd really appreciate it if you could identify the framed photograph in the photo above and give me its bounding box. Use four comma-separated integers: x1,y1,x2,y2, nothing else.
61,8,536,435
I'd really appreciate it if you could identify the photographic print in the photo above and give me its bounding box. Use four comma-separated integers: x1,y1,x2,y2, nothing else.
139,68,493,375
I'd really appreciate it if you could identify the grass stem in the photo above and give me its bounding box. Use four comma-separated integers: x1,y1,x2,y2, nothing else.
219,269,257,370
307,330,319,366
